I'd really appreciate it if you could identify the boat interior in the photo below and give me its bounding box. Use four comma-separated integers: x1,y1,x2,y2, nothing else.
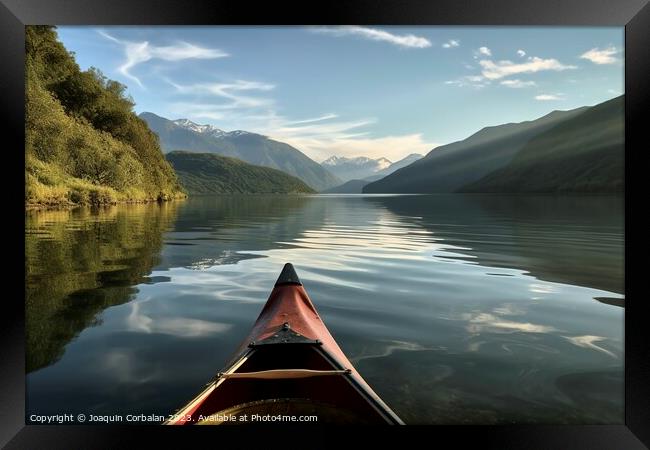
186,343,393,424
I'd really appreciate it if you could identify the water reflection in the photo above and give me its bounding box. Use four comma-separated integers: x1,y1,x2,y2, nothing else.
365,195,624,294
25,203,178,372
158,195,324,269
126,299,233,337
25,194,624,424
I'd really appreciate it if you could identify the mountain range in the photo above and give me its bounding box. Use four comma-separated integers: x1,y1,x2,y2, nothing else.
140,94,622,196
140,112,340,191
363,96,623,194
366,153,424,181
461,95,623,193
321,156,392,181
320,153,423,183
322,153,424,193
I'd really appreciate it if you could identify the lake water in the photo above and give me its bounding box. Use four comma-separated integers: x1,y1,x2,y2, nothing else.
25,194,624,424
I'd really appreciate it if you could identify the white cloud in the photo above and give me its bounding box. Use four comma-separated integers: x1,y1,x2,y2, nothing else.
167,79,275,110
478,46,492,56
580,46,619,64
311,26,431,48
271,116,375,138
286,113,339,125
442,39,460,48
166,100,435,161
266,115,438,161
517,49,526,57
284,133,437,163
479,56,577,80
98,31,228,87
500,79,537,88
445,75,489,89
534,93,565,101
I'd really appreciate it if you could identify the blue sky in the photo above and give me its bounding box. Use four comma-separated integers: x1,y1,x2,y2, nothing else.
57,26,624,162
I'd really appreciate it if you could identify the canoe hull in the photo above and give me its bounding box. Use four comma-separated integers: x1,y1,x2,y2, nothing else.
165,264,403,425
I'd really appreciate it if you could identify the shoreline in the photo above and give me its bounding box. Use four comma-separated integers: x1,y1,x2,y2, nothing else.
25,191,625,211
25,195,187,211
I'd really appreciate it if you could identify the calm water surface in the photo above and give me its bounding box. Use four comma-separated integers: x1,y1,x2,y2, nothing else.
25,195,624,424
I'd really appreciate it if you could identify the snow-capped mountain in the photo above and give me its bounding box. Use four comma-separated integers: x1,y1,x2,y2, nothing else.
320,156,393,182
367,153,424,180
172,118,251,138
139,112,341,191
322,153,425,192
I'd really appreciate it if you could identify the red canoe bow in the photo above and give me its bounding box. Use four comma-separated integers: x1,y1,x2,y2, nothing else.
165,263,403,425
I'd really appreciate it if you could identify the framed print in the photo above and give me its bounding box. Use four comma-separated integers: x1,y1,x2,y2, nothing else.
2,0,647,447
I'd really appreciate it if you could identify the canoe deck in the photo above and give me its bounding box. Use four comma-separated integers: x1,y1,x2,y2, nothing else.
165,263,403,425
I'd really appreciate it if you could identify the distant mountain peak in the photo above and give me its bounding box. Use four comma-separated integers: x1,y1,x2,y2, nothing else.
229,130,252,137
319,155,396,182
172,118,225,136
171,118,256,138
140,111,341,191
375,157,392,169
321,155,346,165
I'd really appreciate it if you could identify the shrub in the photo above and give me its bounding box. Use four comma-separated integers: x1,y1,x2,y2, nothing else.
25,26,184,207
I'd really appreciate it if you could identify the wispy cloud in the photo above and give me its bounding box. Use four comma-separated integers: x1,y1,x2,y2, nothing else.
284,114,339,125
270,116,375,137
517,49,526,57
445,75,489,89
98,30,228,87
580,45,619,64
478,46,492,56
166,103,435,161
479,56,577,80
311,26,431,48
263,115,436,162
534,93,565,101
166,79,275,109
281,132,437,162
442,39,460,48
500,79,537,88
159,27,434,159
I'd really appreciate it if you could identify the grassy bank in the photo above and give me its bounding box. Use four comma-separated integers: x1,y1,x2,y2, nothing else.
25,26,185,208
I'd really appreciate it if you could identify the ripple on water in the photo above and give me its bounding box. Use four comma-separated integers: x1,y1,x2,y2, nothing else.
25,195,624,423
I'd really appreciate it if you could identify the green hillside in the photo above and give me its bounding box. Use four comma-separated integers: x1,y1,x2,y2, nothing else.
166,151,316,194
141,112,341,191
363,107,587,194
461,96,624,193
25,26,184,208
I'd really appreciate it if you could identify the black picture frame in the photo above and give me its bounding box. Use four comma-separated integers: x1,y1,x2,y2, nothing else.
2,0,646,447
